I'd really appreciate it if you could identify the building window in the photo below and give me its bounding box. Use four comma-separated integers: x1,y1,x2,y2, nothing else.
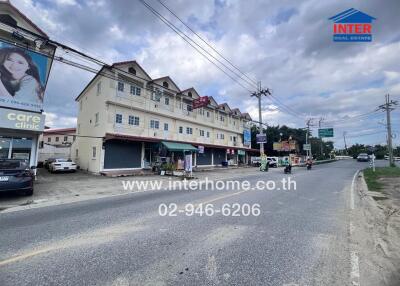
95,112,99,124
128,67,136,75
115,114,123,124
117,82,124,92
130,85,136,95
179,126,183,134
187,104,193,112
199,130,205,137
220,115,225,122
75,149,78,157
186,127,193,135
164,97,169,105
188,91,192,98
136,87,141,96
92,147,96,158
128,116,139,126
96,81,101,95
64,136,68,142
206,131,210,138
47,137,51,142
163,81,169,88
39,141,44,148
55,137,59,142
73,136,76,141
218,133,224,140
150,120,159,129
207,111,210,118
164,123,169,131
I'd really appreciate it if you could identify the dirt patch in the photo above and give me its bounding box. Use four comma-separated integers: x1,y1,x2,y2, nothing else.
354,173,400,286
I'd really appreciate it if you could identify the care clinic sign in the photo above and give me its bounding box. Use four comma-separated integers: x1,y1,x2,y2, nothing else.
0,108,45,131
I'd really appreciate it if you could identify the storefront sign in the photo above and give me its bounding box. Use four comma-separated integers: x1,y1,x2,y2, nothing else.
198,145,204,154
238,150,245,155
0,108,45,131
192,96,209,109
0,39,54,112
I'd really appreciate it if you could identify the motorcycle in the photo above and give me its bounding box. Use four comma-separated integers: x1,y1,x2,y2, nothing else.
306,161,312,170
284,165,292,174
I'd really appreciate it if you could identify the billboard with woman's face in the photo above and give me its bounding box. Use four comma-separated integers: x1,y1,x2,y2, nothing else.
0,39,53,113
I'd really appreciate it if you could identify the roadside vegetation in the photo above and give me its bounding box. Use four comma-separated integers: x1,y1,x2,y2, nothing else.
363,167,400,191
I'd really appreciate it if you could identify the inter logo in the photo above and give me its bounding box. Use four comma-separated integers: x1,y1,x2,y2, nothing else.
329,8,376,42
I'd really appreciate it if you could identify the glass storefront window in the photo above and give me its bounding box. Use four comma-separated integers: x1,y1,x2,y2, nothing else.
0,137,32,160
0,137,11,159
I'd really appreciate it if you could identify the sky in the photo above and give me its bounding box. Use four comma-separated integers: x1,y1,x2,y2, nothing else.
10,0,400,149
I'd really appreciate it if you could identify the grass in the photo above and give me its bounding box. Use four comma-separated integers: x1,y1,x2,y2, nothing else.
363,167,400,192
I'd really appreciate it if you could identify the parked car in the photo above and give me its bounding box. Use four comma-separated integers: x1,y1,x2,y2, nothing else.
49,159,77,173
357,153,370,162
267,157,278,168
0,159,35,196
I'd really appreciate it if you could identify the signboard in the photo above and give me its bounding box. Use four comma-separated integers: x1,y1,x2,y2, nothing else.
318,128,334,138
303,144,311,151
238,150,245,155
198,145,204,154
0,39,54,112
256,134,267,144
192,96,209,109
273,141,298,151
243,129,251,146
273,142,281,151
184,154,192,172
0,107,45,131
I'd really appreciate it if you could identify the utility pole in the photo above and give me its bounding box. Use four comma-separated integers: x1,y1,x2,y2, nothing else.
251,82,271,156
378,94,398,166
305,118,313,159
318,117,324,158
343,131,348,155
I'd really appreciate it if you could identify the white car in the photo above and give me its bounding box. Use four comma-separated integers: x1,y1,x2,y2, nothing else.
49,159,77,173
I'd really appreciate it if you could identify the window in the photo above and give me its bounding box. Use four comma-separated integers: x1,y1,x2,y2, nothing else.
129,116,140,126
164,123,169,131
136,87,141,96
206,131,210,138
233,136,237,142
150,120,159,129
220,115,225,122
117,82,124,92
39,141,44,148
186,127,193,135
75,149,78,157
64,136,68,142
128,67,136,75
188,91,192,98
95,112,99,124
218,133,224,140
164,97,169,105
55,137,59,142
96,81,101,95
199,130,205,137
115,114,122,124
187,104,193,112
162,81,169,88
92,147,96,158
130,85,136,95
179,126,183,134
207,111,210,118
47,137,51,142
73,136,76,141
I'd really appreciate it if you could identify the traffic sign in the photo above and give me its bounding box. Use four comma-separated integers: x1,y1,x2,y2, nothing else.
303,144,311,151
318,128,334,138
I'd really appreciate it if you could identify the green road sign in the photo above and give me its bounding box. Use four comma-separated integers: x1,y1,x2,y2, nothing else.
303,144,311,151
318,128,334,138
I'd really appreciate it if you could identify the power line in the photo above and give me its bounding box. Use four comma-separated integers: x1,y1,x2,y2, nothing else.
139,0,256,92
155,0,258,86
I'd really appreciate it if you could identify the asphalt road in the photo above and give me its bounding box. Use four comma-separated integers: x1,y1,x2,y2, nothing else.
0,160,385,286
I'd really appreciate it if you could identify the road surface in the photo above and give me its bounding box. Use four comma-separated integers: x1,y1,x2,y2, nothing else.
0,160,381,285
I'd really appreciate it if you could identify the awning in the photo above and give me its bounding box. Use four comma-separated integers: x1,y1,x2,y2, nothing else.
161,141,198,152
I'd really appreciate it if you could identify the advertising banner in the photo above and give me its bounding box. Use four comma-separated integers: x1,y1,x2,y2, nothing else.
243,129,251,146
273,142,281,151
256,134,267,144
192,96,209,109
198,145,204,154
0,39,53,112
0,107,45,131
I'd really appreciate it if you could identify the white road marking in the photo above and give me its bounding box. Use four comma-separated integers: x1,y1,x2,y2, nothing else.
350,170,360,210
351,251,360,286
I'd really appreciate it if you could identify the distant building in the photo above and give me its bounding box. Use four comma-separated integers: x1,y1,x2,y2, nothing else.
73,61,254,173
38,128,76,163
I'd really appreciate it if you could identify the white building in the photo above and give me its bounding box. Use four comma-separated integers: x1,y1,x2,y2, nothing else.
73,61,255,174
38,128,76,163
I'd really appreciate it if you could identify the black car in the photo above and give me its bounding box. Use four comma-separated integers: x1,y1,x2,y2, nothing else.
0,159,35,196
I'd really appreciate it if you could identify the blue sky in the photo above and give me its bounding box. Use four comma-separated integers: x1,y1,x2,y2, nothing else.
11,0,400,149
